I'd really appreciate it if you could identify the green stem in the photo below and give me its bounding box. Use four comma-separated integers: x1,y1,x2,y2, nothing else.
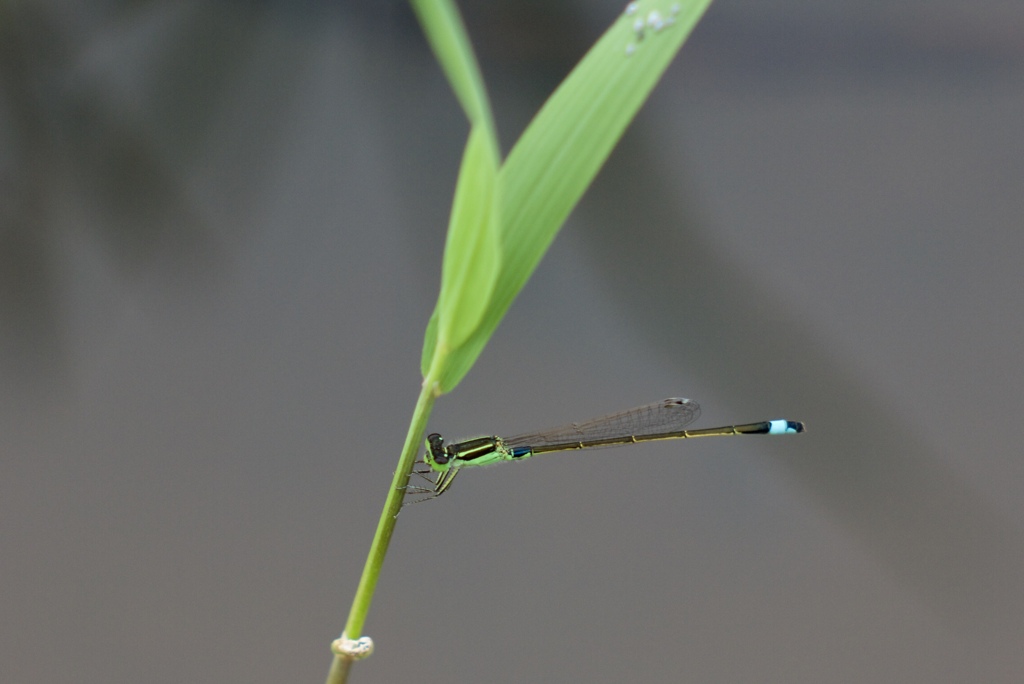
325,380,437,684
324,653,353,684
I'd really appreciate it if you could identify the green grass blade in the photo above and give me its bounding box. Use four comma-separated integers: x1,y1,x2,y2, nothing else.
498,0,712,287
409,0,495,130
431,0,713,392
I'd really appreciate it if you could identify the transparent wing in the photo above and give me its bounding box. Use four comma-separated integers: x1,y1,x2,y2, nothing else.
503,398,701,450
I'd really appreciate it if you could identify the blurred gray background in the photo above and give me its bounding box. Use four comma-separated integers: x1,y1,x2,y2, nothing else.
3,1,1023,682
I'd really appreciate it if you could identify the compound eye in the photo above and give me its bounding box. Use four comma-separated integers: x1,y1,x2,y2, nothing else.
427,433,449,464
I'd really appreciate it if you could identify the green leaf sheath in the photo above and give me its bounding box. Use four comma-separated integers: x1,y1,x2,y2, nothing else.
434,127,501,358
412,0,502,389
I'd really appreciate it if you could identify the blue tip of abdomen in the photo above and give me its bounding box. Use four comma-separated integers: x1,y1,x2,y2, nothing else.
768,419,805,435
